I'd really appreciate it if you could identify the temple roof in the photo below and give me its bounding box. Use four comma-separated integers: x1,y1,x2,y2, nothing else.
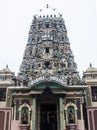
0,65,14,87
82,64,97,84
0,65,14,74
85,63,97,73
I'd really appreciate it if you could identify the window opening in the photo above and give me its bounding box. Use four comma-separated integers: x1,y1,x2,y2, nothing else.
45,47,49,53
45,23,49,28
91,86,97,101
45,61,50,68
0,88,6,101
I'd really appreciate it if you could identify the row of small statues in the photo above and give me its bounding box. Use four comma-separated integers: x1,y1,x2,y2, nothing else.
12,75,85,86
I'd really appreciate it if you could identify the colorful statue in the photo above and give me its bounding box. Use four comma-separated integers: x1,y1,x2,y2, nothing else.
22,111,28,124
68,108,75,123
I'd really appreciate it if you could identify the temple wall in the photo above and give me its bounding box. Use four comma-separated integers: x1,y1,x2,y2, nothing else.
92,102,97,106
11,120,20,130
63,119,84,130
0,101,6,108
87,107,97,130
77,120,85,130
0,108,11,130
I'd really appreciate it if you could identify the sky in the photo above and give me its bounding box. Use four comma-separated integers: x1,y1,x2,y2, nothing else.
0,0,97,77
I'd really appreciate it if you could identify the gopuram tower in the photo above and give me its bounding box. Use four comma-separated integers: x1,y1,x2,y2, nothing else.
18,5,81,86
6,5,87,130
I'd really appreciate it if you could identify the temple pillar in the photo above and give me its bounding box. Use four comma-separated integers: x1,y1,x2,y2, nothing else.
32,98,36,130
14,100,16,120
80,101,85,130
18,100,21,130
63,100,66,130
59,98,63,130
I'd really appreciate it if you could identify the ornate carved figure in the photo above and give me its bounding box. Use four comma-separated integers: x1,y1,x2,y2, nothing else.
68,107,75,124
21,107,28,124
22,112,28,124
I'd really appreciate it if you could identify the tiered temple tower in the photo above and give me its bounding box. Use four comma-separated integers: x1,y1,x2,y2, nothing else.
18,5,81,87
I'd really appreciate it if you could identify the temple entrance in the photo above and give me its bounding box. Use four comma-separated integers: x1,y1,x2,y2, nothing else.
40,104,57,130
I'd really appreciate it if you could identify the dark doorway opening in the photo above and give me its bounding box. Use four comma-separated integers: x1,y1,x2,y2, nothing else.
40,104,57,130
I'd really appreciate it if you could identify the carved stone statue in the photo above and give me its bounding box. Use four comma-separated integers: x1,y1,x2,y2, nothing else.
22,111,28,124
68,109,75,123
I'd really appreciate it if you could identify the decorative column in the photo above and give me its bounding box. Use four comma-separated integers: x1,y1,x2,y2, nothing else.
91,110,95,130
14,100,16,120
32,98,36,130
63,100,66,130
4,111,7,130
74,100,77,124
80,101,85,130
59,98,63,130
19,99,22,124
30,100,32,130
